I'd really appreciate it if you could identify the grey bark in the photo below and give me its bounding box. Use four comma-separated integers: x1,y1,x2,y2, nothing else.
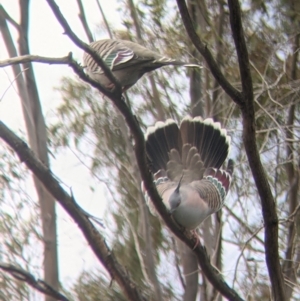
125,1,164,299
178,240,199,301
283,31,300,300
0,3,59,300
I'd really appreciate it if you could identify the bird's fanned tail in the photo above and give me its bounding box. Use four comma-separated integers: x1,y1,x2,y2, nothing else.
144,116,233,230
146,116,231,179
179,116,231,169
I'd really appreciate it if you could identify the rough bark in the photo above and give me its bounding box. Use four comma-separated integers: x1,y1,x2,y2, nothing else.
227,1,286,300
283,32,300,300
1,51,245,301
1,3,59,300
177,0,286,299
178,240,198,301
76,0,93,43
125,1,164,300
188,0,203,118
2,1,246,299
0,121,148,301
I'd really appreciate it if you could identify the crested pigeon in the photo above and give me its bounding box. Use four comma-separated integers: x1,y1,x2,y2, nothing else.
144,116,232,230
83,39,199,91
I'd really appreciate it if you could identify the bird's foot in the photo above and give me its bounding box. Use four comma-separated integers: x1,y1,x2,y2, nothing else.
107,82,115,90
191,230,200,250
182,228,200,250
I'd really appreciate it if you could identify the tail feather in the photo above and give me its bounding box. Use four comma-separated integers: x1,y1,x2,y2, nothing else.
204,128,227,168
192,117,205,150
198,118,216,166
146,124,168,172
153,58,201,69
181,144,191,168
180,116,203,146
186,147,198,168
146,119,180,173
180,117,230,169
145,116,231,181
163,119,182,152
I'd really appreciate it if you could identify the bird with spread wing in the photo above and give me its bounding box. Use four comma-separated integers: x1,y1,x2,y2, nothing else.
143,116,233,232
83,39,200,91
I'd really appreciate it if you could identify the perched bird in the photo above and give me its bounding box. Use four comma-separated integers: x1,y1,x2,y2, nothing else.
143,116,233,230
83,39,200,91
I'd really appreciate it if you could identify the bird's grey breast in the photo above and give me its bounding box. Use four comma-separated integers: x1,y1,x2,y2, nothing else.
171,185,214,229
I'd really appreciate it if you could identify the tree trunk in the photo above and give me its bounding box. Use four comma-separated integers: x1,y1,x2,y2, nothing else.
0,3,59,300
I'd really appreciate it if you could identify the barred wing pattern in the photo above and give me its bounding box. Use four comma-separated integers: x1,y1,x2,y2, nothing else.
144,116,233,230
83,39,200,91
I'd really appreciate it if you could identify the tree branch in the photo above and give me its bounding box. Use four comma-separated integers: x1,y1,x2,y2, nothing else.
1,1,245,297
176,0,243,106
177,0,286,299
0,52,244,300
0,5,20,31
227,0,286,300
2,3,60,297
0,53,115,99
95,0,113,39
0,121,147,301
0,263,69,301
0,54,73,67
76,0,94,43
282,31,300,300
45,0,121,95
227,0,253,107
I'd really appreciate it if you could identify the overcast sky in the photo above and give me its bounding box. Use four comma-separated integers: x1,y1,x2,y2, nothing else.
0,0,124,288
0,1,245,297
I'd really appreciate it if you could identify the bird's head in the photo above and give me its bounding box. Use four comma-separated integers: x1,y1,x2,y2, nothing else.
168,174,183,214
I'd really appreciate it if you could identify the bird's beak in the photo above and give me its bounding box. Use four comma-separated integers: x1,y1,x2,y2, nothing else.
175,173,184,193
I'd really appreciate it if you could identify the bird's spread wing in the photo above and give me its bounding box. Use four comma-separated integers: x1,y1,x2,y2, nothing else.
190,180,222,212
144,116,233,227
155,177,176,197
141,174,176,214
190,169,231,212
104,40,164,71
103,47,134,70
83,40,143,73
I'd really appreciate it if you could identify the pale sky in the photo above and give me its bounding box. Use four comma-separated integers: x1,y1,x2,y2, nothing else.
0,0,124,291
0,1,247,298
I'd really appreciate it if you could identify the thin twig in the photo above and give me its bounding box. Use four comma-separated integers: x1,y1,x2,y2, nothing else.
224,205,264,246
0,53,113,98
171,237,186,290
232,225,264,288
0,5,20,31
1,2,246,298
95,0,113,39
0,121,147,301
176,0,243,106
0,53,244,300
227,0,286,300
0,54,73,67
76,0,94,43
45,0,121,95
0,263,69,301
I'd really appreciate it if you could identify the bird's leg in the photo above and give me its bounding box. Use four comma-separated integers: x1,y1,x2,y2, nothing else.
107,82,115,90
175,220,200,250
191,230,200,250
181,227,200,250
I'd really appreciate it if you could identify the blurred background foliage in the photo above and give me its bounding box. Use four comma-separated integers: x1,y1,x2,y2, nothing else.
1,0,300,300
